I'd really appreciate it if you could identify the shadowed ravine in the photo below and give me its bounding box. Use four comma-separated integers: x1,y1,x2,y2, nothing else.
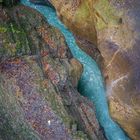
21,0,129,140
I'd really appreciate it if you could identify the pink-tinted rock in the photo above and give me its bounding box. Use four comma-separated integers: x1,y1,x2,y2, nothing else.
0,5,105,140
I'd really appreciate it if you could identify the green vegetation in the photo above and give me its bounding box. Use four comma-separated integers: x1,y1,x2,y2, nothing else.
0,27,7,33
94,0,122,29
75,1,89,23
0,23,30,58
75,0,121,30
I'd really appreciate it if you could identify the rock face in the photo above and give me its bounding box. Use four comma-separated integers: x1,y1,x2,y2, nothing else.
48,0,140,139
0,5,106,140
75,35,103,69
30,0,55,9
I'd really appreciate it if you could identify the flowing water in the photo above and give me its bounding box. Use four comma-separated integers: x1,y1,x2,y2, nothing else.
21,1,129,140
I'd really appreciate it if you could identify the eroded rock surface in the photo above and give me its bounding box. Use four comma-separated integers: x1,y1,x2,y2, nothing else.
0,5,105,140
46,0,140,139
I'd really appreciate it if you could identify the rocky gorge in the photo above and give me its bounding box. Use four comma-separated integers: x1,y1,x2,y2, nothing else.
0,0,140,140
46,0,140,140
0,2,105,140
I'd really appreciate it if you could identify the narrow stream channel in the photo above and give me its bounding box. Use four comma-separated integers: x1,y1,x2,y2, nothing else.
21,1,129,140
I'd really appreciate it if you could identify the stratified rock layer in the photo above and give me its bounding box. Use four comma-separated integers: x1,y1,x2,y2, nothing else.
0,5,105,140
48,0,140,139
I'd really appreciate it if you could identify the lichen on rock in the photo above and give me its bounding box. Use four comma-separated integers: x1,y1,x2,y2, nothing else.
0,4,105,140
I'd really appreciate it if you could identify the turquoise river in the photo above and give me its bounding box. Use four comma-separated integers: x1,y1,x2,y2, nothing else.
21,0,129,140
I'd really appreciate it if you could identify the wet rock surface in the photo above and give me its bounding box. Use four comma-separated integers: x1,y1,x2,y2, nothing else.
47,0,140,139
0,5,106,140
